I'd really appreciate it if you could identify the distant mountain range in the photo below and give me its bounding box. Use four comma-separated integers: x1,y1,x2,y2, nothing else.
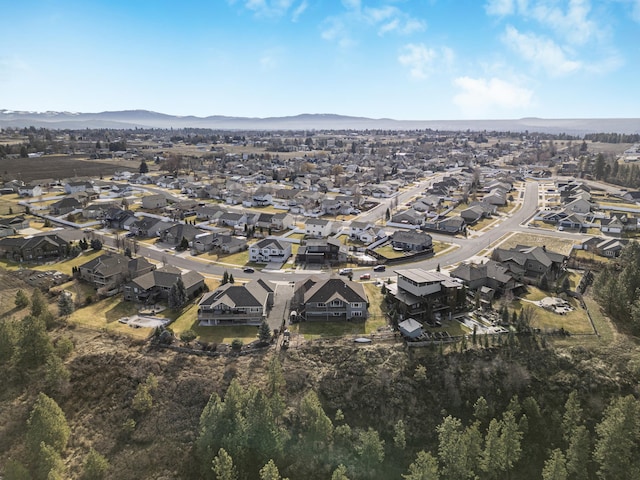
1,109,639,135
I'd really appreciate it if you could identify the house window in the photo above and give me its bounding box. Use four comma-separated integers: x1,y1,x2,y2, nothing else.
330,300,342,307
351,302,363,308
352,311,363,317
317,303,326,308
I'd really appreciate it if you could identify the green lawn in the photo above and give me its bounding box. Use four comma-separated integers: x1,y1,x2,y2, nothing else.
67,294,149,339
510,291,594,334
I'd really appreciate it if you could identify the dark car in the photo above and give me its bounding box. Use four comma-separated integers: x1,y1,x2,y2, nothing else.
373,265,386,272
243,267,255,273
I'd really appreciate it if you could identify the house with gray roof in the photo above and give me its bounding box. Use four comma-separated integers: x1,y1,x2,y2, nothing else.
197,279,274,326
491,245,566,281
78,253,155,291
390,230,433,252
292,276,368,321
249,238,291,263
123,265,205,304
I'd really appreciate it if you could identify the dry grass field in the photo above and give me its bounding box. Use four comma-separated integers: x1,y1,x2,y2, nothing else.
0,155,143,183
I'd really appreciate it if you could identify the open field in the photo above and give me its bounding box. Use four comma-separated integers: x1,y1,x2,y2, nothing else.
496,231,581,255
0,155,141,183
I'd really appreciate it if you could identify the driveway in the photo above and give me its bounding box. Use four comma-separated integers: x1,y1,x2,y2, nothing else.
266,281,296,332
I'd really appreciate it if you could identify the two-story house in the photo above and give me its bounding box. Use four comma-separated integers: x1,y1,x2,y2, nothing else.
197,279,274,326
249,238,292,263
292,276,368,321
305,218,333,238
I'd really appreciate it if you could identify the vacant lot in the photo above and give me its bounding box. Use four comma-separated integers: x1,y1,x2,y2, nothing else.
496,232,581,256
0,155,140,182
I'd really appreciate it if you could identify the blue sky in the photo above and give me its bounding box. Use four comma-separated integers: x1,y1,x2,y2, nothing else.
1,0,639,120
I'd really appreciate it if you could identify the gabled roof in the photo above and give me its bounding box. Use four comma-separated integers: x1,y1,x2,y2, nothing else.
252,238,288,250
130,265,204,291
199,279,274,308
301,277,367,304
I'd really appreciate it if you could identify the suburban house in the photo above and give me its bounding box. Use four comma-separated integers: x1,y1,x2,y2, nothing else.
449,260,520,297
249,238,292,263
197,279,274,326
0,215,29,231
123,265,205,304
141,194,168,210
272,212,294,230
192,232,247,254
296,238,348,264
391,209,424,226
130,217,173,238
390,230,433,253
103,208,137,230
292,276,368,321
600,215,624,234
159,223,204,245
218,212,247,228
460,202,496,225
305,218,333,238
0,233,69,262
49,197,83,216
390,268,465,323
491,245,567,282
78,253,155,291
18,183,43,197
64,181,95,194
424,215,466,234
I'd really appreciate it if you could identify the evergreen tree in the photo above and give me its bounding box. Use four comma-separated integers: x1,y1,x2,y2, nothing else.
169,277,188,309
259,460,287,480
393,419,407,450
57,292,74,317
331,464,350,480
594,395,640,480
15,289,29,308
83,448,109,480
44,355,70,393
298,390,334,445
17,315,53,369
3,460,31,480
139,159,149,174
26,393,70,457
90,238,103,250
0,320,16,364
36,441,66,480
222,270,229,285
258,321,271,344
212,448,237,480
30,289,47,318
229,274,235,284
542,449,568,480
357,428,385,473
403,451,439,480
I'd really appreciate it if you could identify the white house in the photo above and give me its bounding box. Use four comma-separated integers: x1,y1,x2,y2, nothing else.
249,238,292,263
305,218,333,238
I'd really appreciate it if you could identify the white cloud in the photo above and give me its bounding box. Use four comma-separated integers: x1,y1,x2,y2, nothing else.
485,0,515,16
528,0,598,45
503,25,582,76
363,6,426,35
453,76,534,115
243,0,309,18
322,2,425,45
291,0,308,22
398,44,453,79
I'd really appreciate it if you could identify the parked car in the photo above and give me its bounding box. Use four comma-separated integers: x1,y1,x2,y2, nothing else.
338,268,353,275
373,265,386,272
359,273,371,280
243,267,255,273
